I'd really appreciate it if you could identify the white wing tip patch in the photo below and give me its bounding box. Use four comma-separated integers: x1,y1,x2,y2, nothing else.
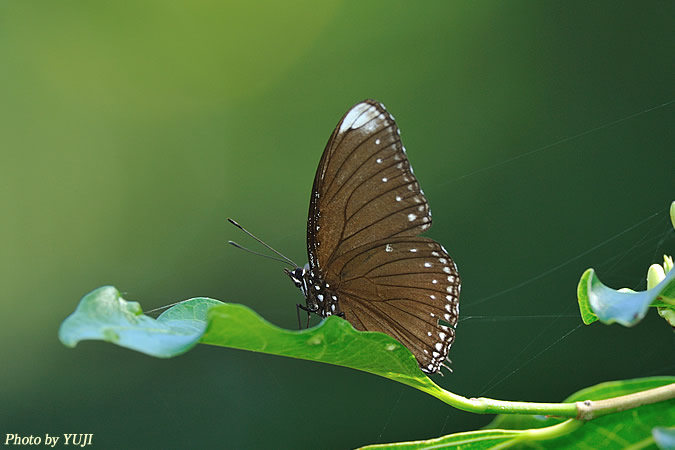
338,102,382,134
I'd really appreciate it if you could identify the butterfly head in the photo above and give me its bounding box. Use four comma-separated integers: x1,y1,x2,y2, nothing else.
284,264,310,299
285,266,303,288
286,263,343,320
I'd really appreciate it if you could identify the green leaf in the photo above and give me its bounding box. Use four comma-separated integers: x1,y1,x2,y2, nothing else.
61,288,675,450
503,377,675,449
60,286,443,395
564,376,675,402
577,268,675,327
489,376,675,429
359,428,538,449
363,378,675,449
58,286,223,357
658,307,675,329
201,303,444,395
577,269,599,325
577,202,675,328
472,377,674,450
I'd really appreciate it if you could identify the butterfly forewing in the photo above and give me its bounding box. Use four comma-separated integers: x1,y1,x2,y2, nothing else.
301,99,461,374
308,100,432,270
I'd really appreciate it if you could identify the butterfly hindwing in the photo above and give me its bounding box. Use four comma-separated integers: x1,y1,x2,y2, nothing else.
328,236,460,373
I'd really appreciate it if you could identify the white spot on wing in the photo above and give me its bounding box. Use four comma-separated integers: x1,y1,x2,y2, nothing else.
395,195,402,202
364,117,380,132
375,138,381,145
382,177,388,182
385,243,393,252
408,213,417,221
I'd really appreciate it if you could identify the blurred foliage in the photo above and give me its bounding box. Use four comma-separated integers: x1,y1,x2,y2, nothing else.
2,1,674,448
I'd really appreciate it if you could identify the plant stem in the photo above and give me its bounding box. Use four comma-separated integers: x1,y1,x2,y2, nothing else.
435,388,579,416
575,382,675,420
409,377,675,419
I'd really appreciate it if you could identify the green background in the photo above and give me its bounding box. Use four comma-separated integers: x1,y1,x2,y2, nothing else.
2,2,673,448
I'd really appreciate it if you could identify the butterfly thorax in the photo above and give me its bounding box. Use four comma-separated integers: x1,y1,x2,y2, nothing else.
286,264,341,318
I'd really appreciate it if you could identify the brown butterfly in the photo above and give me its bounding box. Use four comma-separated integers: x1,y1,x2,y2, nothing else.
285,100,461,374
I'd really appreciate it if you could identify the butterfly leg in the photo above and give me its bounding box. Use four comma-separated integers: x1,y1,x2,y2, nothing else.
441,361,453,373
296,303,311,330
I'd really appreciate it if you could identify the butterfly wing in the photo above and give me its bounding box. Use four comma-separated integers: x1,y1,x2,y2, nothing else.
305,99,460,374
329,236,460,374
307,100,432,271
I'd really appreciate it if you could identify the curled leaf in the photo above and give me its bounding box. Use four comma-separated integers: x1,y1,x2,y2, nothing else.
58,286,222,357
577,268,675,327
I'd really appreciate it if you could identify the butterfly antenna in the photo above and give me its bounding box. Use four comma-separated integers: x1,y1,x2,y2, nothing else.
228,240,294,265
227,218,298,267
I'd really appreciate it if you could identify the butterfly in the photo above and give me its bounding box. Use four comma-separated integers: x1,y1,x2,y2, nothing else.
285,100,461,374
